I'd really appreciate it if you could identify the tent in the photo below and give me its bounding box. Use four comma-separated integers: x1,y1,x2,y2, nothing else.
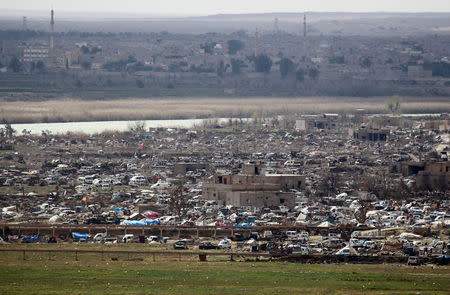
144,219,160,225
335,245,358,255
22,234,39,243
398,232,422,240
145,211,159,219
72,232,89,241
49,215,63,223
318,221,332,227
296,213,307,222
122,220,146,226
235,223,252,227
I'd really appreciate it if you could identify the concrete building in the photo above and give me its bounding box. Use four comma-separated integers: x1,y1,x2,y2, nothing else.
295,114,340,131
202,164,305,209
421,120,450,131
22,47,49,62
353,124,389,141
402,158,450,190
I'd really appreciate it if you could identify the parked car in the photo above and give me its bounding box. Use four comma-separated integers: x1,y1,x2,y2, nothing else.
122,234,134,243
263,231,273,239
218,238,232,249
147,235,159,243
104,237,118,244
407,256,420,266
130,175,147,187
173,240,188,250
199,241,219,250
93,233,107,242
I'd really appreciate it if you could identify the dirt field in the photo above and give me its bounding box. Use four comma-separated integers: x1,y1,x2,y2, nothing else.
1,96,449,123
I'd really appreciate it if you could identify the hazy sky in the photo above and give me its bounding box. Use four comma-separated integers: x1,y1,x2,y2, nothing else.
2,0,450,16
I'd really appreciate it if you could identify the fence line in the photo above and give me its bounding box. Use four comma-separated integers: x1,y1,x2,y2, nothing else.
0,248,270,262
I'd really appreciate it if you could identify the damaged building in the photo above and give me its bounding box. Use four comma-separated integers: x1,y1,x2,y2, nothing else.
295,114,340,131
353,124,389,141
402,156,450,190
202,164,305,209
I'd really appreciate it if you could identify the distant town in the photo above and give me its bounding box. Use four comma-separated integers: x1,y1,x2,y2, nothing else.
1,10,450,99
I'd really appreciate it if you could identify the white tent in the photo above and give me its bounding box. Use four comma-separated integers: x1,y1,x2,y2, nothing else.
335,245,358,255
318,221,332,227
398,232,422,240
49,215,63,223
296,213,307,221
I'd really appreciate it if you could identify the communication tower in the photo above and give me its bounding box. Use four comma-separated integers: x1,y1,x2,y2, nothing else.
50,9,54,50
254,28,259,57
22,16,27,31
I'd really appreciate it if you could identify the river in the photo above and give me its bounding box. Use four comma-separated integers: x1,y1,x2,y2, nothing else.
11,119,226,135
10,114,442,135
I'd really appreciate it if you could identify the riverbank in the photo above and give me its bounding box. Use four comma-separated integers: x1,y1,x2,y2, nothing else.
1,96,449,124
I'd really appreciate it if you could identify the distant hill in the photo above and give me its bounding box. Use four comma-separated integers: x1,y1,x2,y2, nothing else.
1,11,450,35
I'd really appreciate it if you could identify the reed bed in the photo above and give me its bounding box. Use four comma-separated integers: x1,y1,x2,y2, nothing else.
1,96,449,123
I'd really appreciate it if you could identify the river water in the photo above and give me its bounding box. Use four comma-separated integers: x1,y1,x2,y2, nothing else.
10,114,442,135
11,119,221,135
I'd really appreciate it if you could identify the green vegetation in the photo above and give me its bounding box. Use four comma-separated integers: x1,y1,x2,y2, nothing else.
8,56,22,73
360,57,372,69
227,39,245,55
135,79,144,88
200,42,217,54
254,54,272,73
279,58,294,79
231,58,244,75
0,248,448,294
385,95,402,115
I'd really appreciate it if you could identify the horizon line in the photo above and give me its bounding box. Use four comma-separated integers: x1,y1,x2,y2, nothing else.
1,9,450,19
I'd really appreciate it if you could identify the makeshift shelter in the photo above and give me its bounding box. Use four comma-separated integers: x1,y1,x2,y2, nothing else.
335,245,358,255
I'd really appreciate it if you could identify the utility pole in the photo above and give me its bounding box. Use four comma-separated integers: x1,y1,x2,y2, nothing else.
50,8,54,50
254,28,259,57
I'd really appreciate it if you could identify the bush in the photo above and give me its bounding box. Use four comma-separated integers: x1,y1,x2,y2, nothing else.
136,79,144,88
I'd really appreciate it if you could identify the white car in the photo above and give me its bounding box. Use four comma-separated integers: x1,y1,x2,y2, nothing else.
218,238,232,249
129,176,147,186
150,180,169,190
350,238,364,247
93,233,106,242
122,234,134,243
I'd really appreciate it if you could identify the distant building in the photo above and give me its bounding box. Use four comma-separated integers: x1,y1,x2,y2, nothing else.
202,164,305,209
22,47,49,62
421,119,449,131
402,157,449,190
407,65,432,79
295,114,340,131
353,124,389,141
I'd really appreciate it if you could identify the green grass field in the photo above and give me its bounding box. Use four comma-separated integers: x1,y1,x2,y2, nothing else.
0,246,448,294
